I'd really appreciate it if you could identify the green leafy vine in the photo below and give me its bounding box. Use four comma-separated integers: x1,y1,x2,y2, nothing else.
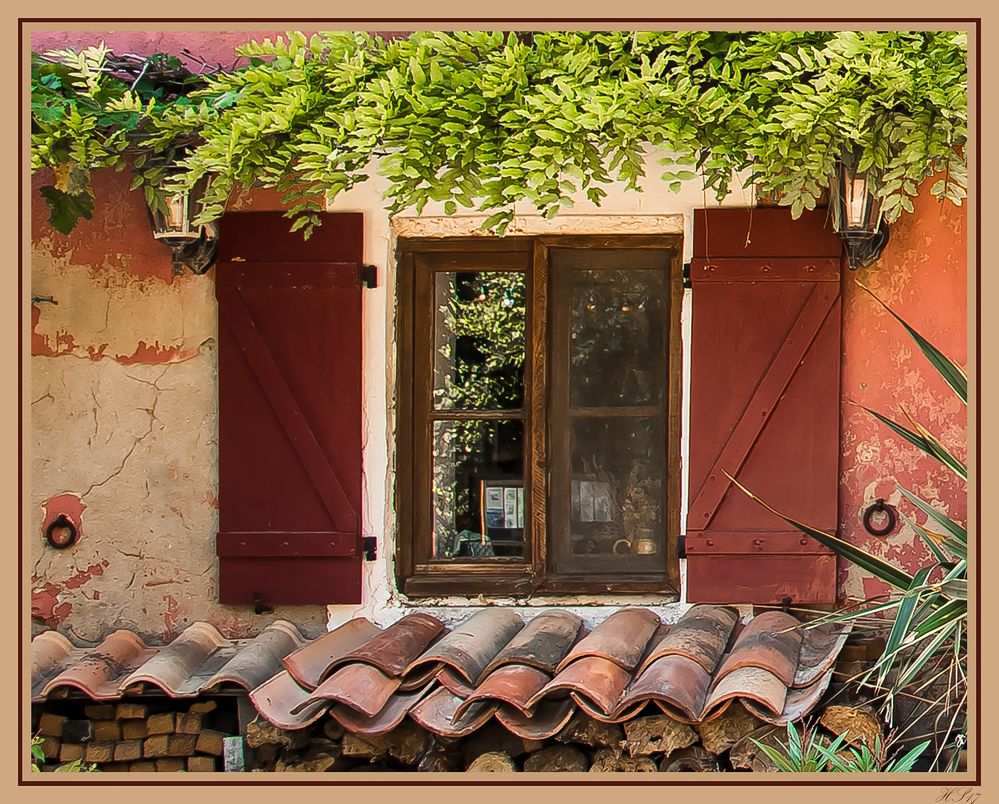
31,30,968,236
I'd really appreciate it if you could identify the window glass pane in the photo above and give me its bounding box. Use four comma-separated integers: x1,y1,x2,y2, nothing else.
557,416,666,575
433,271,526,410
569,268,667,408
431,419,525,559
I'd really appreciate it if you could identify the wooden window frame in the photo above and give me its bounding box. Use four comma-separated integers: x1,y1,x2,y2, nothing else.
395,234,683,598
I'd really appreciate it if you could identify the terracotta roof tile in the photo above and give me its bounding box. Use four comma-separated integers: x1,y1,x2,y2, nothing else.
714,611,802,687
556,608,660,673
31,604,851,744
282,618,380,690
291,662,401,719
638,605,739,675
481,610,583,676
326,612,444,678
405,609,524,686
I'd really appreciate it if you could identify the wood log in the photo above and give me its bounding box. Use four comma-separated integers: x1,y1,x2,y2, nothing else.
697,702,763,754
819,705,882,750
660,745,720,772
729,725,783,772
465,751,518,772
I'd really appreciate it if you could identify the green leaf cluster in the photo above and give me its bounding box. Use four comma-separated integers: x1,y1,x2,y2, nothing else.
31,30,967,236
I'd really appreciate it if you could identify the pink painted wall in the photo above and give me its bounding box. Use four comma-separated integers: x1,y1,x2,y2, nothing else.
838,185,968,599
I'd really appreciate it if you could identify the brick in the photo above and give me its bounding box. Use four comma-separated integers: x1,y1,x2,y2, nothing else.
122,720,147,740
168,735,198,757
114,740,145,763
130,761,157,772
115,702,148,720
196,730,225,756
62,720,93,743
37,713,67,738
147,713,175,735
155,758,185,772
84,704,117,720
187,756,216,773
188,700,218,715
59,743,84,762
39,737,61,760
84,742,115,763
175,712,202,734
93,720,121,741
144,735,171,758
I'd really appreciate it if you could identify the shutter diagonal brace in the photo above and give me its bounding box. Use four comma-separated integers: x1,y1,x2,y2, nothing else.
218,286,358,533
687,284,838,530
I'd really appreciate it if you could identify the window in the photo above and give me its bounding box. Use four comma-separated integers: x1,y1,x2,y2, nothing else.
396,235,683,597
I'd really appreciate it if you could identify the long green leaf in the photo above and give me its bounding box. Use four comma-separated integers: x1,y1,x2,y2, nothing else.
898,486,967,544
912,598,966,639
726,473,914,591
897,621,962,687
879,566,933,685
899,510,952,564
857,282,967,404
862,405,967,480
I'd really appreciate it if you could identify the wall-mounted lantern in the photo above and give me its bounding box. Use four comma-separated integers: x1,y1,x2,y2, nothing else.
146,174,218,275
829,154,891,270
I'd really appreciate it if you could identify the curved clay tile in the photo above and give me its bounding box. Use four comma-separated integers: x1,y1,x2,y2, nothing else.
701,665,787,722
636,605,739,675
328,683,436,737
119,622,231,697
436,667,475,698
714,611,803,688
794,622,852,688
39,630,157,700
453,664,550,720
571,693,645,724
282,617,381,690
409,686,497,738
744,667,836,725
290,662,401,719
249,670,327,730
205,620,306,692
555,608,661,674
31,631,78,699
480,610,583,677
323,613,445,679
617,653,712,723
494,698,577,740
529,655,631,716
405,608,524,686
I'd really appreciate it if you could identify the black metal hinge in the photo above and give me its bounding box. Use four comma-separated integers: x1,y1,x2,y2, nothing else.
362,536,378,561
359,264,378,289
678,533,687,559
682,263,692,289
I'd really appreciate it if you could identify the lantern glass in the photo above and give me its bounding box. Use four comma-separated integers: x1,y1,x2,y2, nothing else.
830,160,884,241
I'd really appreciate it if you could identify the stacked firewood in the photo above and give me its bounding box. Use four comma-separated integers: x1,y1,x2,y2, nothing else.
34,701,231,772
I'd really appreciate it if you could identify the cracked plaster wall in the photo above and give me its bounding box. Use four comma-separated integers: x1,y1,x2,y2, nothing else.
29,30,968,641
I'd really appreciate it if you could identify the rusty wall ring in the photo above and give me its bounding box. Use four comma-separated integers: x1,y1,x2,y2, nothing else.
862,499,898,537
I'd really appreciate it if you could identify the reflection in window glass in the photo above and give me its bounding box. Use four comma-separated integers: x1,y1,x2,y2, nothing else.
433,271,526,410
559,417,666,574
431,419,525,560
569,269,667,408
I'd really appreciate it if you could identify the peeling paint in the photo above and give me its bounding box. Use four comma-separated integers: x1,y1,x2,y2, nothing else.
40,493,86,543
31,582,71,626
115,340,202,365
63,561,109,590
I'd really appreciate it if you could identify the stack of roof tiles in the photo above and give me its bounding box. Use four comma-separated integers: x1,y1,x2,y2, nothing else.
32,605,849,741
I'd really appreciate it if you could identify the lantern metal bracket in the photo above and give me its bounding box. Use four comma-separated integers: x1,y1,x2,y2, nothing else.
844,220,891,271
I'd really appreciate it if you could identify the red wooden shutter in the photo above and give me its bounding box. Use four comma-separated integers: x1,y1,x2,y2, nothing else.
215,212,364,606
685,208,842,605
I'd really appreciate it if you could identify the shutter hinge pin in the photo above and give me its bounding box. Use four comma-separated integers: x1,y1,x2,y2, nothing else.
359,264,378,289
682,263,692,289
362,536,378,561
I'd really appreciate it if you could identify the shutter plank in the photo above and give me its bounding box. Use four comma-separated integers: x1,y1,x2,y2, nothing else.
218,286,357,533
